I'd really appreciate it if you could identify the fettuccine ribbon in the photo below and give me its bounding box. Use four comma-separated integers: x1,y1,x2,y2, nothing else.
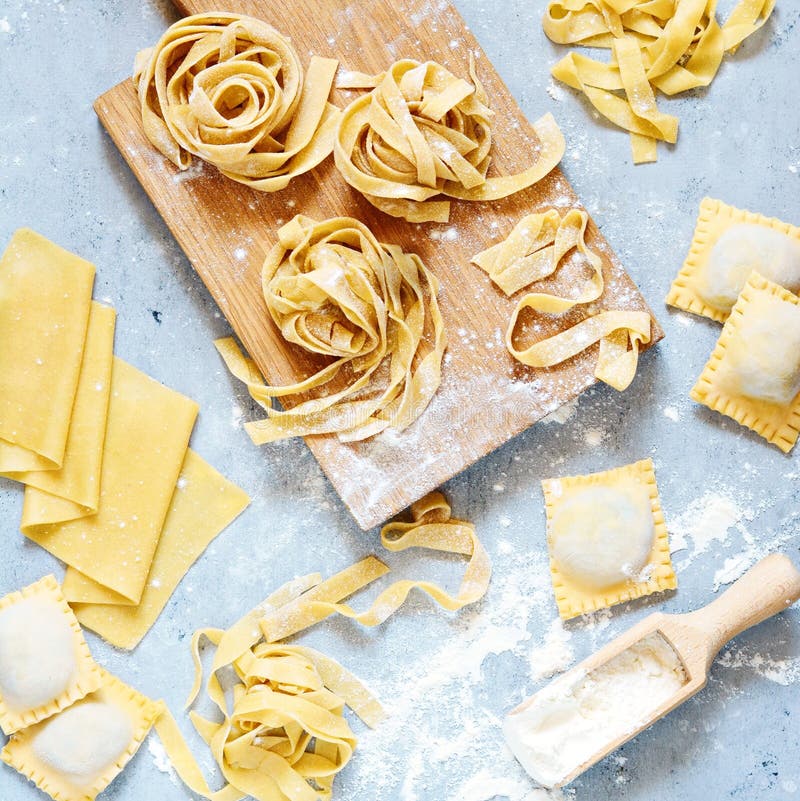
543,0,775,162
134,13,340,190
472,209,652,390
217,214,446,442
335,58,565,221
153,491,490,801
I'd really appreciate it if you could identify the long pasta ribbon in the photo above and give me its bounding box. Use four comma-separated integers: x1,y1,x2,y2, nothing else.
153,492,489,801
335,58,565,222
543,0,774,162
216,215,446,443
258,491,491,641
472,209,652,390
134,13,340,190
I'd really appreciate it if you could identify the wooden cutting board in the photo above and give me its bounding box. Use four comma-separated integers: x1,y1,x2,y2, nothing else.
94,0,662,530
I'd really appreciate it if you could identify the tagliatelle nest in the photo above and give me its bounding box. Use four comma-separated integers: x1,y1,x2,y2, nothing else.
216,214,446,442
334,59,565,222
133,12,340,191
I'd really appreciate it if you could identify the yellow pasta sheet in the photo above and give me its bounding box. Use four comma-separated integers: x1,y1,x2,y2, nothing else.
65,449,250,649
0,229,95,472
22,357,199,604
4,302,116,522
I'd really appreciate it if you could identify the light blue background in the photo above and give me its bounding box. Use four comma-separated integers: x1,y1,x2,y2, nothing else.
0,2,798,800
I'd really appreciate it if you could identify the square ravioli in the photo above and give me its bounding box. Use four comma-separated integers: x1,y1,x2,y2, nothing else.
666,197,800,323
1,668,162,801
541,459,677,620
690,272,800,453
0,575,102,734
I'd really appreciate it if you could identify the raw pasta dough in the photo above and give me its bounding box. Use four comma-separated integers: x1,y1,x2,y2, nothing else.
5,302,116,522
66,449,250,650
0,576,101,735
701,224,800,313
0,229,95,472
542,459,676,620
550,484,655,590
135,12,339,191
543,0,775,162
667,199,800,322
154,577,383,801
471,209,652,391
258,491,491,641
719,293,800,406
217,214,446,442
22,358,199,605
152,492,488,801
1,669,162,801
691,272,800,452
335,59,565,222
666,197,800,323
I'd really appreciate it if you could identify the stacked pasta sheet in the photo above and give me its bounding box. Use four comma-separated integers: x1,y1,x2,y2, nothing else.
0,229,249,649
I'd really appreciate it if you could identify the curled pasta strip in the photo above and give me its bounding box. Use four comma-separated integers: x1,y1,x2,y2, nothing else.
543,0,774,162
216,214,446,442
258,491,492,642
156,625,380,801
472,209,652,390
134,13,340,191
334,59,565,222
471,207,603,308
154,493,489,801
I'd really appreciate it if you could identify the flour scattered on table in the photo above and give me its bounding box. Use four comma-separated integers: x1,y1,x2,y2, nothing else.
663,405,680,421
583,427,604,447
718,645,800,686
668,491,751,562
148,737,178,785
339,551,556,801
529,618,574,681
546,80,565,102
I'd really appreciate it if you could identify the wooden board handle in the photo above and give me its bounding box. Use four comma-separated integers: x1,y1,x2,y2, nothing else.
681,553,800,665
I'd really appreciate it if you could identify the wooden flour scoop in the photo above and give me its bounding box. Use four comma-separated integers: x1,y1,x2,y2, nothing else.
505,553,800,788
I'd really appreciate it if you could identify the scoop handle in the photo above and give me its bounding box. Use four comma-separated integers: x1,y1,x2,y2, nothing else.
681,553,800,664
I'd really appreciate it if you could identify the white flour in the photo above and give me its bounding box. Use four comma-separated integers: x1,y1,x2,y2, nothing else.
529,619,574,682
505,633,687,788
668,491,752,562
717,645,800,686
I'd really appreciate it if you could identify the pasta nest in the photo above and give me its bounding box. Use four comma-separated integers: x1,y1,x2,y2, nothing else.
335,59,565,222
133,12,340,191
235,215,446,442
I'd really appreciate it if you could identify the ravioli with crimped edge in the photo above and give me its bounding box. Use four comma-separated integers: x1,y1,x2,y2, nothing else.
1,669,161,801
542,459,676,620
691,271,800,453
667,198,800,323
0,575,102,735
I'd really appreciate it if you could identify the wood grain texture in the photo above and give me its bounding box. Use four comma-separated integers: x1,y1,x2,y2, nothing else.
94,0,663,529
